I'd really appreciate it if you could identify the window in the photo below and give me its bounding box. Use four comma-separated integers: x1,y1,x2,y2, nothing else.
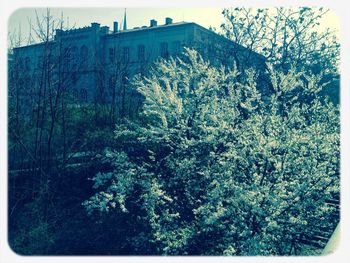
122,47,129,63
24,77,31,92
122,73,128,87
172,41,181,55
37,56,42,68
81,45,88,58
80,88,87,101
18,79,24,90
72,89,78,99
160,42,169,58
109,76,116,89
17,58,23,70
64,47,71,69
71,72,78,85
138,45,145,62
109,47,115,63
47,54,54,70
71,46,78,68
24,57,31,71
80,45,88,66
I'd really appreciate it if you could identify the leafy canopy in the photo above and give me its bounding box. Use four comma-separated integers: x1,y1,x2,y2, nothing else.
83,49,339,255
221,7,339,75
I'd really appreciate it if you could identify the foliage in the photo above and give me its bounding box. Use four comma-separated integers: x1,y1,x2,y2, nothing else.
221,7,340,105
7,9,146,255
8,8,339,256
221,7,339,74
83,49,339,255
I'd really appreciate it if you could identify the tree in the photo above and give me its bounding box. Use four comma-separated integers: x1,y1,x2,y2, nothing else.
83,49,339,255
220,7,340,104
221,8,339,72
8,10,116,255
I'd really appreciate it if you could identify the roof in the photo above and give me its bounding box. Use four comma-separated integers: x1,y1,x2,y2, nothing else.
105,21,191,37
13,41,52,51
11,20,265,63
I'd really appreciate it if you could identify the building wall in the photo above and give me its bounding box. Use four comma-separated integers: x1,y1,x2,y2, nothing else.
10,19,266,118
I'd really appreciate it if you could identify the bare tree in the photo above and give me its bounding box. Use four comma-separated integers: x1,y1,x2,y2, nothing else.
221,7,339,74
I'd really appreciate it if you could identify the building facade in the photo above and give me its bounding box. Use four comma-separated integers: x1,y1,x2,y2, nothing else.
10,17,265,118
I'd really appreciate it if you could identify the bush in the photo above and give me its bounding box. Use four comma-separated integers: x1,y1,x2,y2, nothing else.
83,49,339,255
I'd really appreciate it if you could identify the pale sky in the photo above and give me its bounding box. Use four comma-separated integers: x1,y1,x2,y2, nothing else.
8,7,339,46
8,8,223,45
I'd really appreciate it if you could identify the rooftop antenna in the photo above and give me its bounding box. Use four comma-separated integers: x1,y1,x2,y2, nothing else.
123,8,127,30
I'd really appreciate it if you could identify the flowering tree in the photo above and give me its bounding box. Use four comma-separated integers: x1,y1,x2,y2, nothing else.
220,7,339,105
83,49,339,255
221,7,339,73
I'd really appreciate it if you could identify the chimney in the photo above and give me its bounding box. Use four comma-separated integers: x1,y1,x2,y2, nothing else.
54,29,63,40
91,22,100,28
100,26,109,34
150,19,157,27
113,21,118,33
56,29,63,37
165,17,173,25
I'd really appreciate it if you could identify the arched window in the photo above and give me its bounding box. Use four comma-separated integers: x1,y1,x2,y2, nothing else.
17,58,23,70
18,79,24,91
160,42,169,58
80,88,87,101
122,47,130,63
64,47,71,69
24,57,31,71
109,76,115,89
71,72,78,85
37,56,42,68
71,46,78,69
80,45,88,67
72,89,78,99
109,47,116,63
172,41,181,55
138,45,145,62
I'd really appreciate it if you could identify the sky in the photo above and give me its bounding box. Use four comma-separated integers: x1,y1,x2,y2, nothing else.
8,8,223,45
8,7,339,46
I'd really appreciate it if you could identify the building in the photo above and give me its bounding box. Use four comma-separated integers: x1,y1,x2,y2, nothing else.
10,16,265,118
